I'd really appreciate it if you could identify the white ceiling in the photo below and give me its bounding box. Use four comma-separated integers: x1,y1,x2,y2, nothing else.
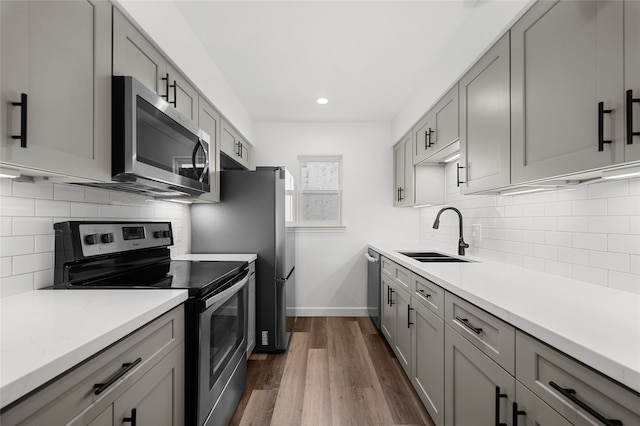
173,0,530,123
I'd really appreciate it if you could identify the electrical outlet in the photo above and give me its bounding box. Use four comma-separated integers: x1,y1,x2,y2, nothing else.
471,224,482,242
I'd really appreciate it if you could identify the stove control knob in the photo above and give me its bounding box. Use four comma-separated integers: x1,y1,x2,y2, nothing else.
162,230,171,238
85,234,100,245
101,233,114,244
153,231,162,238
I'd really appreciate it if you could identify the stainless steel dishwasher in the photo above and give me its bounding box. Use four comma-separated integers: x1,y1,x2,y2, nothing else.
365,249,381,329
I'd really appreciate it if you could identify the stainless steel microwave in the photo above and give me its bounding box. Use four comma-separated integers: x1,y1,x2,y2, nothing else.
111,76,210,197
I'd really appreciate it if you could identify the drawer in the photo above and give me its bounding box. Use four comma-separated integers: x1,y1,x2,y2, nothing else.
516,331,640,426
412,273,443,319
0,305,185,426
381,257,412,293
444,292,515,374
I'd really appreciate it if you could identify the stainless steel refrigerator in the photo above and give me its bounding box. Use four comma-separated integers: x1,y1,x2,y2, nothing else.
191,167,295,352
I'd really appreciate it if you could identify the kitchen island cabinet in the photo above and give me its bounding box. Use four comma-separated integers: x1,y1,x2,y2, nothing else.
1,304,185,426
0,0,111,182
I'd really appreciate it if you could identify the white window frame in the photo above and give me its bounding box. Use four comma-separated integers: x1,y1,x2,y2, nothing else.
297,155,343,227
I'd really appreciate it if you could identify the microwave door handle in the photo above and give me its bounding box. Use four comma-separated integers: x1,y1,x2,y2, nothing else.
191,138,209,182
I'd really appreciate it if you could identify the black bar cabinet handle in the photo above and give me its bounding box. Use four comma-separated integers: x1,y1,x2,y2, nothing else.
627,90,640,145
549,381,623,426
407,305,414,328
417,289,431,298
456,163,465,188
598,101,613,151
398,187,404,201
425,128,434,148
455,316,482,334
11,93,27,148
389,288,395,306
123,408,137,426
495,386,508,426
512,402,526,426
170,80,177,107
387,286,391,304
93,357,142,395
161,73,170,101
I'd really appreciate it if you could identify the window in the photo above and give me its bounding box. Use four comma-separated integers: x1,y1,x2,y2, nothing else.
297,156,343,226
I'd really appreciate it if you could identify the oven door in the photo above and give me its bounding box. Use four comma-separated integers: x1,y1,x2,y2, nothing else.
198,273,248,426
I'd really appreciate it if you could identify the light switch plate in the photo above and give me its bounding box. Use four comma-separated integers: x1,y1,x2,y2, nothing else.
471,224,482,242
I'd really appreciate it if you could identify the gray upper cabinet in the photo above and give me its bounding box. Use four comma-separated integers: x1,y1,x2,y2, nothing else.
220,118,251,169
0,0,112,182
511,0,625,183
113,8,198,121
195,96,221,203
626,0,640,161
393,133,414,206
459,33,511,194
413,84,459,165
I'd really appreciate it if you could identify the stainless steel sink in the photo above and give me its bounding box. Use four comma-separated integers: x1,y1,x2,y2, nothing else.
398,251,470,263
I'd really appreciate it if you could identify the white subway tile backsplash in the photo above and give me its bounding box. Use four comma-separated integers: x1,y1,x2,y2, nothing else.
588,180,629,199
533,244,557,260
544,231,572,247
630,255,640,274
629,178,640,195
572,233,607,251
0,273,33,297
13,217,53,236
558,247,589,266
532,217,557,231
523,256,545,272
0,236,33,257
1,257,12,277
588,250,630,273
608,196,640,215
572,199,607,216
513,242,534,256
522,230,545,244
70,202,99,218
557,216,588,232
608,234,640,255
572,265,608,286
557,186,588,201
523,203,545,217
1,196,34,217
35,235,54,253
588,216,630,234
13,181,53,199
0,180,13,196
34,269,54,290
631,216,640,234
53,184,85,202
0,218,11,236
545,200,572,216
99,204,122,218
35,200,70,217
544,260,573,278
13,252,53,275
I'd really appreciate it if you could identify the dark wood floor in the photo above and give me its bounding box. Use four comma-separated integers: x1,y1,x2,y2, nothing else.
228,317,435,426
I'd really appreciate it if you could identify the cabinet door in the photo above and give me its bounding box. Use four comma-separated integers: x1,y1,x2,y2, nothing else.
1,0,111,181
393,140,405,206
220,118,250,169
167,64,198,122
394,287,412,377
514,381,572,426
195,97,221,203
430,84,459,158
380,274,396,345
445,324,515,426
413,112,433,164
113,8,167,96
402,134,415,205
511,0,624,183
84,407,113,426
412,301,444,426
625,0,640,161
459,32,511,194
114,344,185,426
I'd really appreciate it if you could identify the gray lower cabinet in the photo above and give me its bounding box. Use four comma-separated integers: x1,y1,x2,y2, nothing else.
380,273,396,345
516,331,640,426
514,381,571,426
393,285,413,377
195,96,221,203
510,0,625,183
444,324,515,426
0,306,185,426
0,0,111,182
411,297,444,426
458,32,511,194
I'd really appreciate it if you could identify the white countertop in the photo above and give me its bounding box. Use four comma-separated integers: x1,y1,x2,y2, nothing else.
172,253,257,263
370,244,640,394
0,289,188,408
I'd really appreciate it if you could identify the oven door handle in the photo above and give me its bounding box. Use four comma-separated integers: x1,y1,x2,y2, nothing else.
203,274,249,310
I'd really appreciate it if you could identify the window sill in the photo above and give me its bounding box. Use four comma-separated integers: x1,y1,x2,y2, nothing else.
289,225,347,233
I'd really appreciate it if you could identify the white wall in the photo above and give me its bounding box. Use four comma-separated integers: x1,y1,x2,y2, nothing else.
114,1,255,143
0,180,190,298
252,122,418,315
419,163,640,294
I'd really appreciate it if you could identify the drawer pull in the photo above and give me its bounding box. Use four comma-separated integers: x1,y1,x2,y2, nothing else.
549,381,623,426
93,357,142,395
455,316,482,335
123,408,137,426
407,305,414,328
11,93,28,148
495,386,508,426
417,289,432,298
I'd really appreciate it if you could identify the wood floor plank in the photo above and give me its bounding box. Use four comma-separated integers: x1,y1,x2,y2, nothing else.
270,332,310,425
293,316,312,332
300,349,332,426
309,317,327,349
236,390,278,426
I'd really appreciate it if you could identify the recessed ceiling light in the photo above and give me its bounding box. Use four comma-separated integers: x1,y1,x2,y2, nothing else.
316,97,328,105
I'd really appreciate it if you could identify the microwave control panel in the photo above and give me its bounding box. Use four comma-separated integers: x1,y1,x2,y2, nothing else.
79,222,172,257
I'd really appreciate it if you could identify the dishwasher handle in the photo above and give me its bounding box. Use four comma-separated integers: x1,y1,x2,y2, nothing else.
365,253,379,263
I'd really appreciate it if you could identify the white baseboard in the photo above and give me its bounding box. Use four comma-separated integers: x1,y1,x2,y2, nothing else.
287,307,369,317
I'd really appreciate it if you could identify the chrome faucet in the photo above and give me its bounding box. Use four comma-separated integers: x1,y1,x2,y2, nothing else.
432,207,470,256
